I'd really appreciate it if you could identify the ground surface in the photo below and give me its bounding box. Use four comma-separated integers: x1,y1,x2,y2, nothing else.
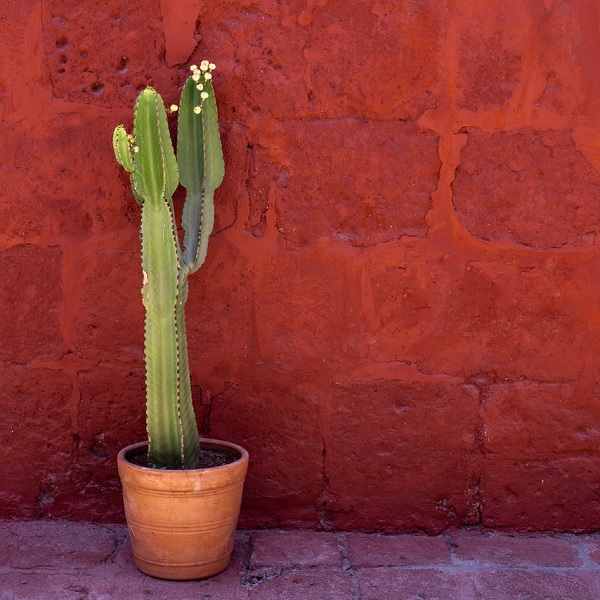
2,522,600,599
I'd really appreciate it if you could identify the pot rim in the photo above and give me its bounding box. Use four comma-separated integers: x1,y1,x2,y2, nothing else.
117,438,249,473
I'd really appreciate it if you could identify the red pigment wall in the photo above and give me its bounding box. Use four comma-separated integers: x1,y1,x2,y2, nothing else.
2,0,600,533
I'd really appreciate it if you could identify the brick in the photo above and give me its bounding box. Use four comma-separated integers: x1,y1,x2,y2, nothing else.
347,533,451,567
357,568,477,600
474,570,596,600
451,531,581,567
249,569,351,600
250,531,340,569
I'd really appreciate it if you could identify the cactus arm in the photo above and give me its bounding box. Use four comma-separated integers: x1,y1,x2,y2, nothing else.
132,88,179,207
178,75,224,273
112,125,134,172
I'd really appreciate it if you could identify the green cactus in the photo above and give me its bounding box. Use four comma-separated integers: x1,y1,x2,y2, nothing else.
112,62,224,469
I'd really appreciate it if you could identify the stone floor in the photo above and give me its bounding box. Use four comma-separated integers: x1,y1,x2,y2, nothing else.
2,522,600,599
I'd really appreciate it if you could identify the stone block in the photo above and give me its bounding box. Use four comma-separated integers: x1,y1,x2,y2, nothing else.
357,568,477,600
482,381,600,459
199,0,446,120
210,379,324,527
183,234,257,385
249,119,439,246
0,114,129,241
0,522,117,569
327,380,480,532
0,245,63,363
251,244,365,369
42,0,178,109
0,366,72,518
453,129,600,248
347,533,451,567
451,531,581,567
406,254,592,382
474,570,596,600
250,531,340,569
70,230,144,362
248,568,351,600
481,457,600,530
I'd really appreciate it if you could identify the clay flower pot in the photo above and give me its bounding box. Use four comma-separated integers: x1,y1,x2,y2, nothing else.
117,439,249,580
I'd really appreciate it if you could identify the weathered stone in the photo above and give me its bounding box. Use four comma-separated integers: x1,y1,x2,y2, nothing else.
250,531,341,569
248,568,352,600
327,380,480,532
405,253,594,382
0,521,117,569
347,533,452,567
0,366,72,519
42,0,178,109
474,570,596,600
481,457,600,530
451,531,581,567
0,245,63,363
70,230,144,362
210,379,324,529
249,120,440,246
357,568,477,600
199,0,446,121
453,129,600,248
481,381,600,459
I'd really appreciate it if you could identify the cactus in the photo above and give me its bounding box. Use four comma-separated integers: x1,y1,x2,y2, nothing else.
112,62,224,469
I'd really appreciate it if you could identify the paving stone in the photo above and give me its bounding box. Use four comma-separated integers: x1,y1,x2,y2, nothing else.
249,568,351,600
347,533,451,567
581,539,600,568
357,568,477,600
250,531,341,569
474,570,596,600
451,531,582,567
0,522,117,569
0,570,249,600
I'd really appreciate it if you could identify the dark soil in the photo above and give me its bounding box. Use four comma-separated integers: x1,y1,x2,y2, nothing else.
127,445,239,470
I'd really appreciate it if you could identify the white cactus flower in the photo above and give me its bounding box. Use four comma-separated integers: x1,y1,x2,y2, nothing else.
193,106,202,114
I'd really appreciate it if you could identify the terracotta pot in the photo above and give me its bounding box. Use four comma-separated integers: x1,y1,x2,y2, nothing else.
117,439,249,580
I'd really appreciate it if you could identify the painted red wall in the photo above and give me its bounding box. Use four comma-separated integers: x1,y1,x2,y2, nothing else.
2,0,600,533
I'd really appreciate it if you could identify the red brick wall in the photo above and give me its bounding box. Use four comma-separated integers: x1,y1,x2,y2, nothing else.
2,0,600,532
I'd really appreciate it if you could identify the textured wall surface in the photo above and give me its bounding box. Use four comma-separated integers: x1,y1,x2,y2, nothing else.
2,0,600,533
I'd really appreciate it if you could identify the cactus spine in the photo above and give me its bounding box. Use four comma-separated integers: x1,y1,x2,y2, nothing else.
112,62,224,469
